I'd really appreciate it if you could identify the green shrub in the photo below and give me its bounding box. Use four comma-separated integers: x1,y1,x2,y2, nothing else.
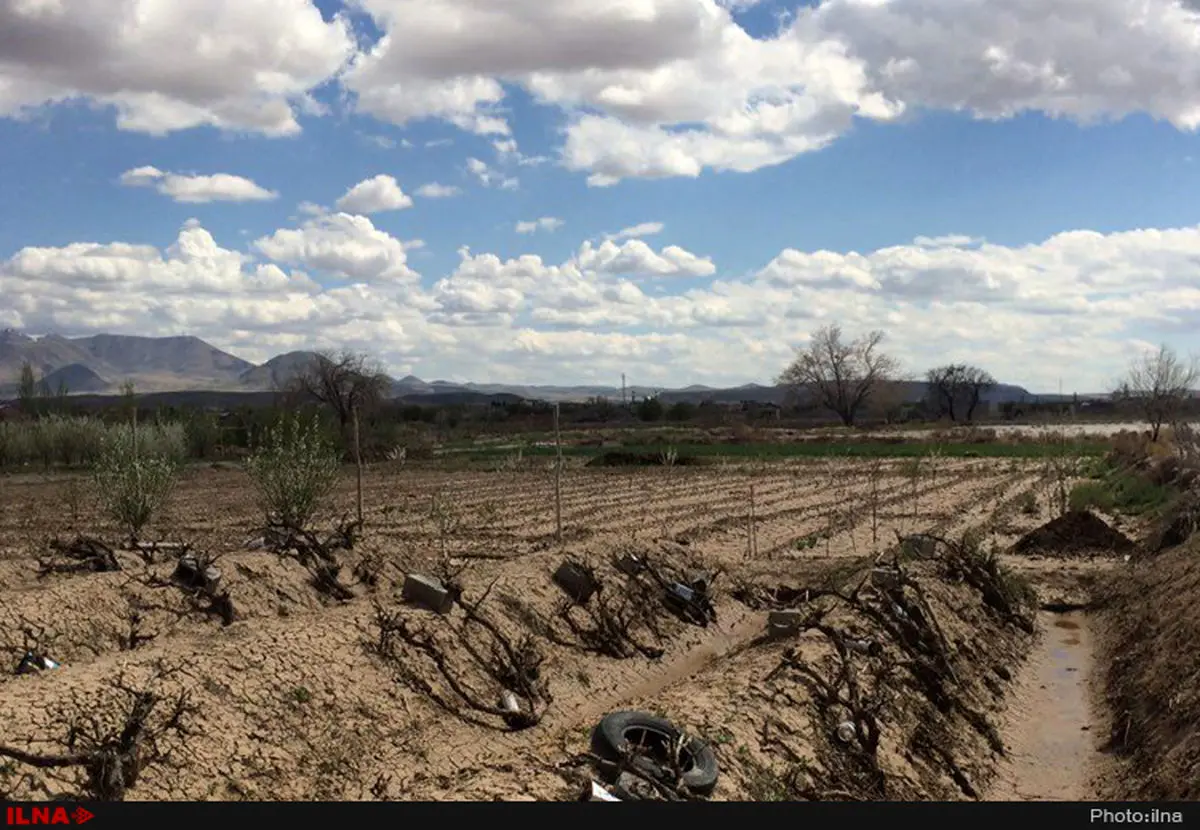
1068,481,1115,512
245,414,340,529
49,415,106,466
184,411,222,459
92,424,180,539
1069,469,1173,516
0,416,185,470
0,422,33,468
138,421,188,464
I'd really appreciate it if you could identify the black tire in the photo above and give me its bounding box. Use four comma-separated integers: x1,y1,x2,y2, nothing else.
590,710,719,796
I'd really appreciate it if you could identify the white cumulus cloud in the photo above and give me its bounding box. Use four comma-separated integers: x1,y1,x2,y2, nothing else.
10,213,1200,392
253,212,419,284
0,0,355,135
334,174,413,214
337,0,1200,185
118,166,278,203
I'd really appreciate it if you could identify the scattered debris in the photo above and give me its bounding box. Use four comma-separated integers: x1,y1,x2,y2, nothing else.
767,609,807,638
608,771,663,801
613,552,645,577
552,560,598,604
588,710,719,799
5,627,63,677
498,689,521,715
659,571,717,627
835,721,857,743
401,573,455,614
579,780,621,801
133,549,236,626
1010,510,1135,557
15,652,60,675
173,553,222,593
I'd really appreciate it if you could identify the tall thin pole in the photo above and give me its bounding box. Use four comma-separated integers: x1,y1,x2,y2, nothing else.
553,403,563,546
353,406,364,527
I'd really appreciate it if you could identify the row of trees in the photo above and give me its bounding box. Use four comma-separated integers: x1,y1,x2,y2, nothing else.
777,322,1200,437
11,332,1197,442
305,337,1200,440
776,324,999,427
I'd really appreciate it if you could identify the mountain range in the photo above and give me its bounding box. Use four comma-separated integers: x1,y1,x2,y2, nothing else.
0,329,1078,406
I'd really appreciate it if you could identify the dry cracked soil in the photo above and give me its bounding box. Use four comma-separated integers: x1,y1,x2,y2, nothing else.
0,456,1190,801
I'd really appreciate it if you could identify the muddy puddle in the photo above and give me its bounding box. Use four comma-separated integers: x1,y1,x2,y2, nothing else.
985,611,1099,801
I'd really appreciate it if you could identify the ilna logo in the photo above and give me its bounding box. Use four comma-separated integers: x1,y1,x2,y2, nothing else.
5,806,93,825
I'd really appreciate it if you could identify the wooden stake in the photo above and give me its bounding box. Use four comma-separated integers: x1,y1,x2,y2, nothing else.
353,406,364,527
553,403,563,547
748,482,757,559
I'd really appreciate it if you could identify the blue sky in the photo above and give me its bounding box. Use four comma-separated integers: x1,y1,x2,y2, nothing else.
3,0,1200,393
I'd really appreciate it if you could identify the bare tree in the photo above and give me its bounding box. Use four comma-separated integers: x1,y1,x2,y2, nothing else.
778,324,900,426
285,351,390,434
1114,344,1200,442
925,364,996,423
284,350,390,525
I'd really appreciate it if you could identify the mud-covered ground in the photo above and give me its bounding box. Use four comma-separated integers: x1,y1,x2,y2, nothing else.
0,458,1133,800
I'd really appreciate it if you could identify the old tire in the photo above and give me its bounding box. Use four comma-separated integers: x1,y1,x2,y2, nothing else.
590,710,719,796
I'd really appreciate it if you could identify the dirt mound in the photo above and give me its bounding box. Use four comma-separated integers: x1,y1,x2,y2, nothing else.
1094,538,1200,799
585,450,705,468
1009,510,1134,557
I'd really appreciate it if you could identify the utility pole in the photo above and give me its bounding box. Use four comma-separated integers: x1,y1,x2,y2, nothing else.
621,373,627,408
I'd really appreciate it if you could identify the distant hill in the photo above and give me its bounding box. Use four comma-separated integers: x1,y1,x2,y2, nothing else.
0,327,1094,407
42,363,109,394
238,351,320,391
74,334,253,383
0,331,97,380
0,330,254,395
394,375,436,396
